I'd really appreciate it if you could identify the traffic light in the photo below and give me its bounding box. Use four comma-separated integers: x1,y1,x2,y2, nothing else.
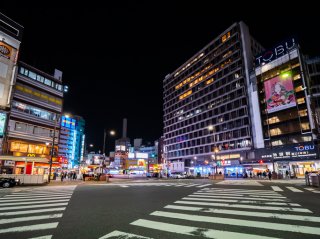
259,160,263,164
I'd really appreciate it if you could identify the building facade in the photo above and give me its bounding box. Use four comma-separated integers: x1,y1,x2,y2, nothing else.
251,39,318,177
1,61,64,175
163,22,264,176
307,57,320,133
0,13,23,156
58,115,85,168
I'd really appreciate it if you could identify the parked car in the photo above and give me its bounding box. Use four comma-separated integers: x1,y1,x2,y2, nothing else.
0,177,20,188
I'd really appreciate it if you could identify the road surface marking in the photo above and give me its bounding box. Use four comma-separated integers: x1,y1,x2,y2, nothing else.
216,181,263,186
27,235,52,239
174,200,311,213
151,211,320,235
99,230,152,239
130,219,279,239
164,205,320,223
201,188,273,192
196,184,212,188
286,187,303,192
0,207,66,216
0,213,63,225
200,190,279,195
0,222,59,234
174,184,188,187
120,185,129,188
191,193,286,201
0,202,69,211
182,197,300,206
4,194,73,199
271,186,283,192
0,199,70,207
304,188,320,193
184,184,199,187
0,196,71,202
194,192,286,199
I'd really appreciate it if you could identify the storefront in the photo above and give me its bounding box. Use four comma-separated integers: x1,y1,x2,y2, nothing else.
0,156,51,175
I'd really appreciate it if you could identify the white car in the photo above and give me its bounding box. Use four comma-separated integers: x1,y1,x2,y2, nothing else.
170,172,186,179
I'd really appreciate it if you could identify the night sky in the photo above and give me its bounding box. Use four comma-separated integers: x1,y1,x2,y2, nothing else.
2,3,319,152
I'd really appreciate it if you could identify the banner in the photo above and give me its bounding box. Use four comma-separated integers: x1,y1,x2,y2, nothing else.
264,73,296,113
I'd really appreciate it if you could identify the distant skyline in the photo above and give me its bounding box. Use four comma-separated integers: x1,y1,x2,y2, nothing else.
2,3,319,152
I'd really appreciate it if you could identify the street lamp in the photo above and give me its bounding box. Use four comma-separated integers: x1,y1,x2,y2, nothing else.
103,129,116,155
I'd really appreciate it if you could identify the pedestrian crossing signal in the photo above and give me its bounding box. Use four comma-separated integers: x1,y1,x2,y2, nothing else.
259,160,263,164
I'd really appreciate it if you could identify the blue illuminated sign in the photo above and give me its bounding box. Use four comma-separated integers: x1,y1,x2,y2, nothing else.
61,116,76,129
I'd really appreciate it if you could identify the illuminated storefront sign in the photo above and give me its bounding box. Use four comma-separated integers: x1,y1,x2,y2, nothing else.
256,38,296,66
128,153,135,159
264,72,296,113
258,143,317,160
0,112,7,137
61,116,76,129
80,134,85,161
0,42,12,59
136,153,148,159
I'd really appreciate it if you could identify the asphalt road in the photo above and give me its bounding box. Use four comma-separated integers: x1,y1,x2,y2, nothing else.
1,180,320,239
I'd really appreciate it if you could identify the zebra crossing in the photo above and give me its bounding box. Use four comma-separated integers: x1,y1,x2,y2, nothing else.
100,187,320,239
271,185,320,193
98,182,213,188
0,185,76,238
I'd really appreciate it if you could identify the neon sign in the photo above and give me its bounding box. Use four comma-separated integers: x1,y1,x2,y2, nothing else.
256,38,296,66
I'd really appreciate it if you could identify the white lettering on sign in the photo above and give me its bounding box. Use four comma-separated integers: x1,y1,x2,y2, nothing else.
294,145,315,151
256,38,296,66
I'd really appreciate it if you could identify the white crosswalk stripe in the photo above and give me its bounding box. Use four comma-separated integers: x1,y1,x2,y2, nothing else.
305,188,320,193
105,187,320,238
271,186,283,191
0,185,76,238
286,186,303,192
102,182,213,188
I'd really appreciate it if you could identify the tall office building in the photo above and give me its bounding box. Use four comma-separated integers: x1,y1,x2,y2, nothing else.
252,39,318,177
1,62,64,175
58,115,85,168
0,13,23,155
163,22,264,175
307,57,320,132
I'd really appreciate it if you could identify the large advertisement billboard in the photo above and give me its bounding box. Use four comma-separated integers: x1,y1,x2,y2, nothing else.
264,73,296,113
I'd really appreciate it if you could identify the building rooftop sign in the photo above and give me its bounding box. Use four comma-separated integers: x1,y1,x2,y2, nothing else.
255,38,296,67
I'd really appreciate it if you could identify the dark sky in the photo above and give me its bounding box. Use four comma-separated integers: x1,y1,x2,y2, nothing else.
2,3,319,152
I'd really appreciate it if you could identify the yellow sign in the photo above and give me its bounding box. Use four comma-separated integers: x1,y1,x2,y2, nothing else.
27,153,36,157
0,42,12,59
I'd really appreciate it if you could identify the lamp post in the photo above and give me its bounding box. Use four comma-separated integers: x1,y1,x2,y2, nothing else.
102,129,116,174
48,114,59,183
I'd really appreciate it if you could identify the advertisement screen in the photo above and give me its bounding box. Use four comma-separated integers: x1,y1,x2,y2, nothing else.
264,73,296,113
0,112,6,137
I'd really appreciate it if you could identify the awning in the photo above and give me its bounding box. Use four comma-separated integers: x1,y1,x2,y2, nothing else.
0,156,49,163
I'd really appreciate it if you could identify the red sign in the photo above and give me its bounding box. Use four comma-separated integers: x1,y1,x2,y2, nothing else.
58,156,68,164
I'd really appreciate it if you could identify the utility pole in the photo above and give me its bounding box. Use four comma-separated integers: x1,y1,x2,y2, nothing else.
48,115,58,183
103,128,106,155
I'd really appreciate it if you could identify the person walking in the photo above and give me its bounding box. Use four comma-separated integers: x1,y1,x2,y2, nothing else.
60,172,64,182
268,171,272,181
285,170,289,180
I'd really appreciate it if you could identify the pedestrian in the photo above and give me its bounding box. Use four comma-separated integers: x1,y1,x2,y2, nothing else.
286,170,289,179
83,173,86,181
73,172,77,180
268,171,272,181
249,171,252,178
60,172,64,182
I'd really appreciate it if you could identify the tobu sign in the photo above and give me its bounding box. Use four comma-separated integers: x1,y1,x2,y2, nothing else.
255,38,296,66
294,145,315,151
